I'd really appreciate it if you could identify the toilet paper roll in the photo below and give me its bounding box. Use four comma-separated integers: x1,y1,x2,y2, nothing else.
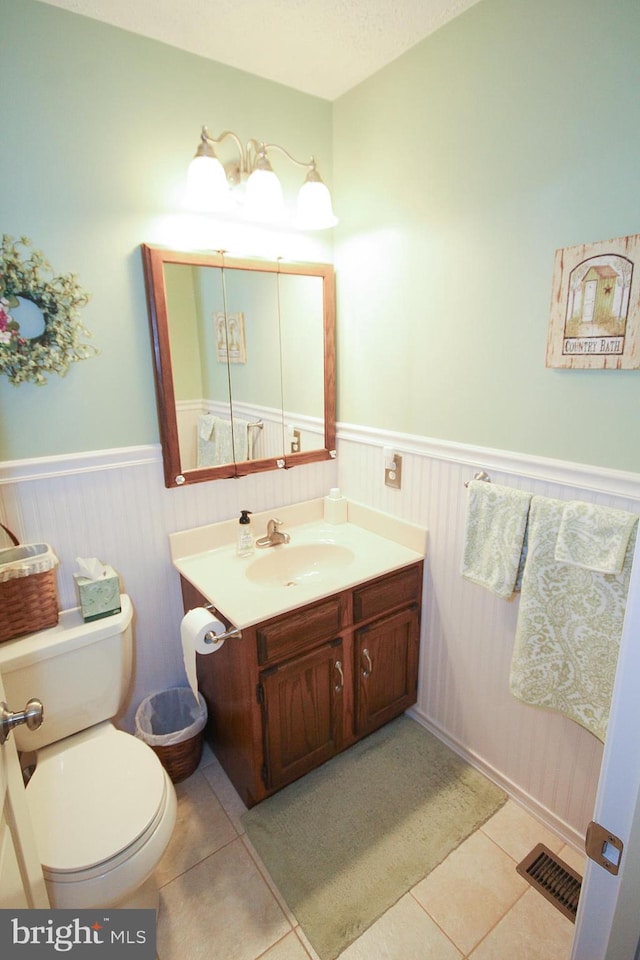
180,607,226,699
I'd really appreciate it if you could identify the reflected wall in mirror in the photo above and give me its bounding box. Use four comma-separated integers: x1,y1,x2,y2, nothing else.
141,245,336,488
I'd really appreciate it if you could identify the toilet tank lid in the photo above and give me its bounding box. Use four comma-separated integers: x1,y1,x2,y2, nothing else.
0,594,132,672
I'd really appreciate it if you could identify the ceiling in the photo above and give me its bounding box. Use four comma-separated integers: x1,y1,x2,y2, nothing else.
39,0,480,101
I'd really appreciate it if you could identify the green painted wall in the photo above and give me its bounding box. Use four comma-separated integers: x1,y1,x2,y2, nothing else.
0,0,332,459
3,0,640,473
165,265,203,402
147,261,325,416
222,270,282,409
333,0,640,472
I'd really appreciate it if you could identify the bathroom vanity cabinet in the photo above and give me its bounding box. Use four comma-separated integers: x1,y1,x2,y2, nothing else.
180,560,423,807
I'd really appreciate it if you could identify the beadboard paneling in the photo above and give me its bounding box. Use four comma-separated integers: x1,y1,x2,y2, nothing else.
335,430,640,847
2,434,639,846
0,447,337,731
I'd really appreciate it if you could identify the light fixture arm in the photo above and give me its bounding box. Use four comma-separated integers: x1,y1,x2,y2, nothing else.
199,126,316,179
199,126,244,162
197,125,247,184
257,142,316,175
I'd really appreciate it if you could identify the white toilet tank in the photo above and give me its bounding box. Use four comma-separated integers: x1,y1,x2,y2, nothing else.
0,595,133,752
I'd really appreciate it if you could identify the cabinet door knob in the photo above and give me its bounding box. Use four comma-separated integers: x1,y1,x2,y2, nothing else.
334,660,344,693
361,648,372,678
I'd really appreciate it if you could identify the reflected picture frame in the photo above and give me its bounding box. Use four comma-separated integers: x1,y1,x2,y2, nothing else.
215,311,246,364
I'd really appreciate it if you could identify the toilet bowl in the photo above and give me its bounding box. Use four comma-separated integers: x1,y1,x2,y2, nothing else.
0,595,177,909
26,723,177,909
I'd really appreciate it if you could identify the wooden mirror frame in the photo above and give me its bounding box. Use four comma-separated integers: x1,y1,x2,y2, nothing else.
141,244,336,488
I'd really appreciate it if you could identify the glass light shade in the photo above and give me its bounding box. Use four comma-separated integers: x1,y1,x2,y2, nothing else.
295,179,338,230
244,168,285,223
186,154,231,212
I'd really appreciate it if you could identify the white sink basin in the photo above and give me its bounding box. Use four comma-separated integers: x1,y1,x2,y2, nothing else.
246,543,355,587
170,502,427,628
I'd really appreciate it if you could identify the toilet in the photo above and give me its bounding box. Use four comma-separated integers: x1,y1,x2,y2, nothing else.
0,594,177,910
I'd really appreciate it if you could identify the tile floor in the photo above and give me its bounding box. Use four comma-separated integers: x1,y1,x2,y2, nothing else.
156,743,581,960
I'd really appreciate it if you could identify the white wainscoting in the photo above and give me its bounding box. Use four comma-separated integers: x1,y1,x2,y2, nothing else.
2,430,639,846
0,446,337,732
334,427,640,848
176,400,327,469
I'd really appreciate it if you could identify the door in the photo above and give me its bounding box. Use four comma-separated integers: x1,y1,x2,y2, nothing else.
582,279,597,322
355,606,420,737
261,640,344,792
0,670,48,908
570,533,640,958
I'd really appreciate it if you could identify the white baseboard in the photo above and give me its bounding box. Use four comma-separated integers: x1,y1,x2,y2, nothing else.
408,707,585,852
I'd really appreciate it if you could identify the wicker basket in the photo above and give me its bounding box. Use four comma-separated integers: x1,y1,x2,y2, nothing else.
0,523,59,643
134,688,207,784
149,730,205,784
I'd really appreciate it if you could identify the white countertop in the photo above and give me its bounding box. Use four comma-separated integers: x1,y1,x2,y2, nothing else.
170,499,427,629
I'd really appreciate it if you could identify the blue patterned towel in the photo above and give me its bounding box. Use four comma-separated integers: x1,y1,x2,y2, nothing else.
197,416,249,467
462,480,532,599
555,501,638,574
198,413,216,441
511,496,637,741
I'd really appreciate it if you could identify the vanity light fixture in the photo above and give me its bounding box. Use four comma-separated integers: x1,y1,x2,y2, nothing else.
187,126,338,230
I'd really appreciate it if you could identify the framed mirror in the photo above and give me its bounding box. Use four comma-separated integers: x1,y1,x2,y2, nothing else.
141,245,336,488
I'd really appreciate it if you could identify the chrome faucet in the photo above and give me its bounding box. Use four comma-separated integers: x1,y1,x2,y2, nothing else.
256,518,290,548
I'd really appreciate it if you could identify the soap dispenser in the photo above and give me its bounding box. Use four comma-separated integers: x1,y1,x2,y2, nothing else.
237,510,254,557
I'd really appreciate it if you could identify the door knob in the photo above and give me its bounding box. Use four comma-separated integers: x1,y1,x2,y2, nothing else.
0,699,44,745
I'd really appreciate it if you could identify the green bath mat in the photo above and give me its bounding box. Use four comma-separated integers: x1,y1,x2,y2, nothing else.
242,715,506,960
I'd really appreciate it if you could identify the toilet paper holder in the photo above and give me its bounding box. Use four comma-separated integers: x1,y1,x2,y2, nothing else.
201,604,242,644
205,626,241,644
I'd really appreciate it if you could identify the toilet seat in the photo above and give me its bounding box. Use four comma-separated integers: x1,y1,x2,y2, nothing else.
27,722,172,894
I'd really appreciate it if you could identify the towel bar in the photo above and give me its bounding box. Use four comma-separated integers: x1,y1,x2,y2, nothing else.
464,470,491,487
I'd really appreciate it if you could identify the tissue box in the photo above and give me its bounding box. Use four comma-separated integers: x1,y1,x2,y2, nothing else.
74,566,121,622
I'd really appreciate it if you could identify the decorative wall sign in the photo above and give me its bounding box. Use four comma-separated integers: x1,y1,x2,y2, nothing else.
0,234,97,385
215,311,246,364
546,233,640,369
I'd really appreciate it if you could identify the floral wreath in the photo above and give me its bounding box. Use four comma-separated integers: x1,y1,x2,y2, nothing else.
0,234,97,386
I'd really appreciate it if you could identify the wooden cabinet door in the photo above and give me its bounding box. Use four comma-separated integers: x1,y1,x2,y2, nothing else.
261,640,344,792
355,606,420,737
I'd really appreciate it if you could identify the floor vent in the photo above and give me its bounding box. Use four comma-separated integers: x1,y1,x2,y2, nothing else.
516,843,582,922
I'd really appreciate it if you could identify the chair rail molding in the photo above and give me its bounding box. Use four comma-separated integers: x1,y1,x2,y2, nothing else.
336,422,640,502
0,446,162,485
